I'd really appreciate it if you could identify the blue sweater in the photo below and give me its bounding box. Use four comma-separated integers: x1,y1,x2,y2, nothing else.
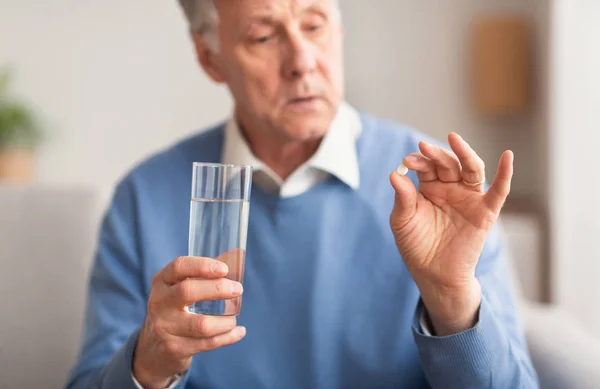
66,115,538,389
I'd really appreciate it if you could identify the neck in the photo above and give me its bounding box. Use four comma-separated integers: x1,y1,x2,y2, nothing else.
235,117,322,181
256,139,321,181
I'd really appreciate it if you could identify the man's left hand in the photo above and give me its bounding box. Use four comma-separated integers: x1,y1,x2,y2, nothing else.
389,132,513,336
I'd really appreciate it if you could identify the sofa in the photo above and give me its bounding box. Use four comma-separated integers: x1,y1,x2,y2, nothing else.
0,185,599,389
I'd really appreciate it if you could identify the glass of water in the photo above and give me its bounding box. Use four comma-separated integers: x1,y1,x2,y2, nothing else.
187,163,252,316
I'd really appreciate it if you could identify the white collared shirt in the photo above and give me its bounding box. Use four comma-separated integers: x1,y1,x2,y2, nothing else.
222,101,362,197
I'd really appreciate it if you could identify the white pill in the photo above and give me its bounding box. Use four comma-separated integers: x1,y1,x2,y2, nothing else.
396,164,409,176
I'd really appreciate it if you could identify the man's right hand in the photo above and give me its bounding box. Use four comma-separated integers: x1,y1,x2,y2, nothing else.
132,256,246,389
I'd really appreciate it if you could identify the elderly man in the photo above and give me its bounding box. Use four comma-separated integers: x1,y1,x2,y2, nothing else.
66,1,538,388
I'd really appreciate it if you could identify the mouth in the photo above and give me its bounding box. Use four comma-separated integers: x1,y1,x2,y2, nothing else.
286,96,322,109
290,95,318,102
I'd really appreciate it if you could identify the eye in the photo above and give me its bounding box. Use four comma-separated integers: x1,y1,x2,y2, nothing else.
305,24,322,32
255,35,272,44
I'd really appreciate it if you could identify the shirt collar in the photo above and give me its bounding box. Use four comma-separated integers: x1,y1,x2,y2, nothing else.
222,101,362,191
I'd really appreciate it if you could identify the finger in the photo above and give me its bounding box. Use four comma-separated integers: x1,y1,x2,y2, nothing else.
187,326,247,354
448,133,485,186
169,278,243,308
175,313,238,338
161,256,228,286
419,141,462,182
402,153,438,182
484,151,514,213
167,326,247,358
389,171,418,229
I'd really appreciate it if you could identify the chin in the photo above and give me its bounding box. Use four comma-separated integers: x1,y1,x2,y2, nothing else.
278,110,335,142
281,117,331,142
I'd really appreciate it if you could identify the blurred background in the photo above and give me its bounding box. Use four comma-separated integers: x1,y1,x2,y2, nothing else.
1,0,599,388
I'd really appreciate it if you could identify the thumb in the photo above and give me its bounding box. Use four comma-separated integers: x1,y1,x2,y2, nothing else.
389,169,418,229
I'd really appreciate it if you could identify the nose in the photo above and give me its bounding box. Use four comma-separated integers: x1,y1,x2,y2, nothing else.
282,31,317,80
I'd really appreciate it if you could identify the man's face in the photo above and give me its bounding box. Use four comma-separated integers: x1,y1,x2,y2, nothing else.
207,0,344,143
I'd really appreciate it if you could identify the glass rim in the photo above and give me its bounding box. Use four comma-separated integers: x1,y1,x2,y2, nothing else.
192,162,254,170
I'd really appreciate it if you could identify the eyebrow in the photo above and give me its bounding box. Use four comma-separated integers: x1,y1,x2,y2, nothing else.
247,14,277,27
242,16,275,38
244,0,328,27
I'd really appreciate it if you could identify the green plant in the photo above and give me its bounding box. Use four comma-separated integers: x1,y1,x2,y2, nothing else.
0,68,44,150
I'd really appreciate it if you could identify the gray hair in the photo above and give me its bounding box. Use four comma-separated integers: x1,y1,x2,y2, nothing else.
178,0,220,51
178,0,341,52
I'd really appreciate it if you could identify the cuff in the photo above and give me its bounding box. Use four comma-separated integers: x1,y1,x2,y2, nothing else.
411,294,506,387
132,373,184,389
417,300,481,337
418,305,434,336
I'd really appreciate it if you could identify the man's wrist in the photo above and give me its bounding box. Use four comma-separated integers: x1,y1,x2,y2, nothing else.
133,332,183,389
417,277,482,336
132,363,175,389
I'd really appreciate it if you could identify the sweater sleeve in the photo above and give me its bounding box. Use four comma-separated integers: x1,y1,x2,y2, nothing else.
411,223,539,389
64,178,190,389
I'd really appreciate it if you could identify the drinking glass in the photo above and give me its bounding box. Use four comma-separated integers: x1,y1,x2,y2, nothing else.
187,163,252,316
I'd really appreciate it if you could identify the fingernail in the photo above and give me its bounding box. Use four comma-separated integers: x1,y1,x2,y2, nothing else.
404,155,420,164
211,261,228,274
232,282,244,296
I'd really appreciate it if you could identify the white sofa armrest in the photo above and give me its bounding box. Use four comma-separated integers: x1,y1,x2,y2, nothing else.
523,301,600,389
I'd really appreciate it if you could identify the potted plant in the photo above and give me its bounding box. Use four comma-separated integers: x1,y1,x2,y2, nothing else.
0,67,44,183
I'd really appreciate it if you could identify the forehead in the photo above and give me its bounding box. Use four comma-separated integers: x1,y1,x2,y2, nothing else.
215,0,332,22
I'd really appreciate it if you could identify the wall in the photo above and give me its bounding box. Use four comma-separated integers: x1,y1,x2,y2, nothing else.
1,0,232,200
550,0,600,333
342,0,549,205
2,0,547,204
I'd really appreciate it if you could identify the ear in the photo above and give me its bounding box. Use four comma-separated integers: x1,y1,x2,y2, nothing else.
192,32,226,84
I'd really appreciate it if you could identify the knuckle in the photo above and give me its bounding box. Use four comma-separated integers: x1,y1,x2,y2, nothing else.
203,336,221,350
214,279,226,294
177,279,194,302
477,158,486,171
196,316,210,335
203,259,219,276
172,256,188,276
449,156,461,168
146,284,166,313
